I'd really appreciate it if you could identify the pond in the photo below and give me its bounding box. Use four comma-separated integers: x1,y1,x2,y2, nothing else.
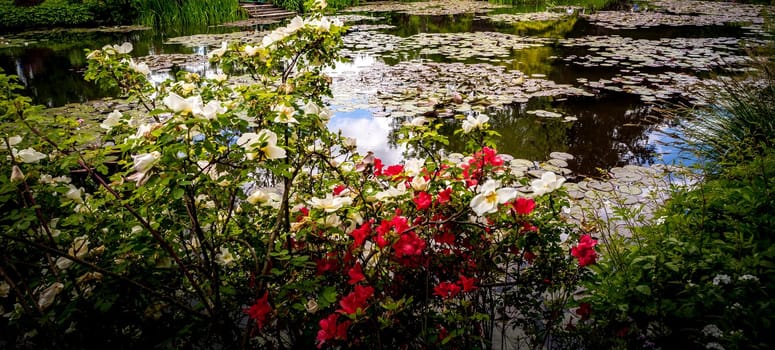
0,0,770,175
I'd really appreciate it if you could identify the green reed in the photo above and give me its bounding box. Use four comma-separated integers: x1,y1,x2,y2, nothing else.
135,0,245,27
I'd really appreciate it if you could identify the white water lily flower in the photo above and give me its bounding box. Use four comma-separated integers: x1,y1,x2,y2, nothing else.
410,175,429,191
164,92,202,115
272,104,298,124
13,147,47,163
207,41,228,59
65,184,84,204
244,44,261,57
470,179,517,216
1,135,22,149
37,282,64,310
404,158,424,177
126,59,150,75
237,130,286,160
100,110,123,130
215,247,235,266
462,114,489,133
131,151,161,174
530,171,565,196
309,194,352,212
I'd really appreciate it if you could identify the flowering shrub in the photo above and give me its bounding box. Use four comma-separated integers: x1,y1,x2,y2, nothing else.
0,4,597,348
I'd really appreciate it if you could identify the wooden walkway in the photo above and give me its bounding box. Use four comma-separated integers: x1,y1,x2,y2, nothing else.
240,2,296,20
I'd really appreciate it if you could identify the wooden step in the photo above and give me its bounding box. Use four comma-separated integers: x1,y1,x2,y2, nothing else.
240,2,296,20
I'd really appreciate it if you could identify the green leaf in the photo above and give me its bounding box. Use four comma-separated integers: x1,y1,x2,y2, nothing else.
635,285,651,295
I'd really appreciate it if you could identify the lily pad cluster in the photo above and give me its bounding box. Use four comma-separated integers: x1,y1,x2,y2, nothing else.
330,14,383,23
166,30,268,47
344,0,509,16
578,71,721,104
559,35,751,71
329,59,591,118
584,0,767,30
482,12,570,24
137,53,210,72
342,29,550,62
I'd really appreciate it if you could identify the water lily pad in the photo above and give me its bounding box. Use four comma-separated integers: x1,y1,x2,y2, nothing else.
549,152,574,161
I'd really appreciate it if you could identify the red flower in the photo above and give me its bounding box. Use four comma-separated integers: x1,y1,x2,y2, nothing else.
457,275,477,292
511,197,536,215
383,164,404,177
375,215,410,248
316,252,339,275
373,158,384,176
437,187,452,205
245,291,272,329
350,220,372,249
393,231,426,258
316,313,350,348
524,251,536,263
434,231,455,245
347,263,365,285
413,191,432,210
571,235,598,267
575,302,591,320
338,285,374,315
333,185,347,196
434,281,461,299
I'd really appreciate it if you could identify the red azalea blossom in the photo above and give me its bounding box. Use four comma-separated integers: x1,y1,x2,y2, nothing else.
316,313,350,348
350,220,372,249
245,291,272,329
437,187,452,205
316,252,339,275
571,234,598,267
413,191,433,210
576,302,591,320
434,231,455,245
347,263,365,285
383,164,404,177
373,158,384,176
338,285,374,315
333,185,347,195
522,222,538,233
458,275,478,292
393,231,426,258
434,281,461,299
511,197,536,215
375,215,410,248
524,251,536,263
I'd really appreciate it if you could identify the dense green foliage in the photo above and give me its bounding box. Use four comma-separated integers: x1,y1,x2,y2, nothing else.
580,60,775,350
134,0,244,27
0,0,94,29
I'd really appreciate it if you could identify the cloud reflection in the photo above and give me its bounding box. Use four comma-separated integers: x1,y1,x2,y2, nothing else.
328,109,405,165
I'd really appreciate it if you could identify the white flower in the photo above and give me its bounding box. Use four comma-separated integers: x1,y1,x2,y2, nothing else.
702,324,723,338
410,175,429,191
323,214,342,228
342,137,356,149
461,114,489,133
131,151,161,174
531,171,565,196
13,147,47,163
37,282,64,310
215,247,235,266
375,185,407,201
302,100,322,115
212,73,228,83
706,342,725,350
739,274,759,282
236,130,286,160
163,92,202,115
207,41,228,59
69,235,90,258
246,188,281,208
196,100,225,120
272,104,298,124
0,281,10,298
244,44,261,57
712,274,731,286
285,16,306,33
115,42,133,54
310,0,327,11
55,257,74,270
1,135,22,149
470,179,517,216
100,110,123,130
65,185,84,204
404,158,424,177
10,165,24,183
406,117,428,127
127,59,150,75
262,30,287,48
309,194,352,212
